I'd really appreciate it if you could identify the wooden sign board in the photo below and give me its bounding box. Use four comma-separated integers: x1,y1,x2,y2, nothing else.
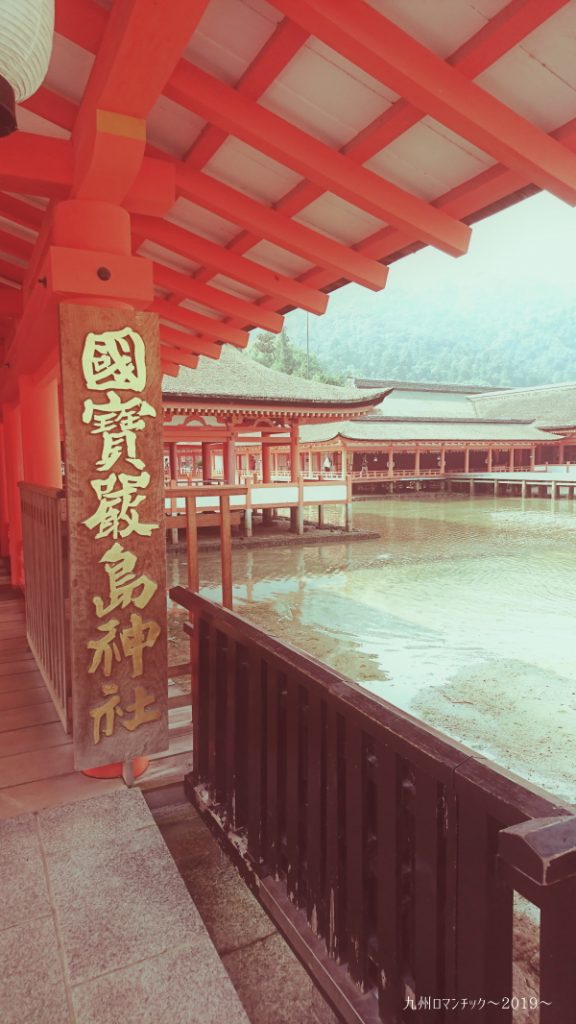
60,305,168,770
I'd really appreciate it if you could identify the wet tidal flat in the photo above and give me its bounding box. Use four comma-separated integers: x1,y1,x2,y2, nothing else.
168,495,576,803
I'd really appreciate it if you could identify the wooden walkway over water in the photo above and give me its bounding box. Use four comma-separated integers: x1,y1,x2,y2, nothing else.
0,566,192,819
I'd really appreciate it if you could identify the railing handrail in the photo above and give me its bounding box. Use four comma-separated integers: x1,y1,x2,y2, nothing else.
19,481,66,500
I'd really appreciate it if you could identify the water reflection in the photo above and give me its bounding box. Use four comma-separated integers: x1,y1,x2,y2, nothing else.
168,495,576,802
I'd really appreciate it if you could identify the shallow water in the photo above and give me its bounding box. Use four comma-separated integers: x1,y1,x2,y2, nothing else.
168,495,576,803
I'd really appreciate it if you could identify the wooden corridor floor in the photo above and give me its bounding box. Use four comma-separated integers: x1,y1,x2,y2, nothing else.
0,567,193,820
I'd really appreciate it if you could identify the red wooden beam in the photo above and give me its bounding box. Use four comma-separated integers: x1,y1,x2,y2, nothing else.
270,0,576,205
161,360,180,377
0,287,23,318
152,298,248,347
21,86,78,133
0,195,44,232
0,230,34,263
176,166,388,291
166,64,470,257
160,345,199,370
78,0,210,121
0,259,25,285
0,135,73,197
160,325,222,359
153,263,283,333
132,215,329,315
71,0,205,202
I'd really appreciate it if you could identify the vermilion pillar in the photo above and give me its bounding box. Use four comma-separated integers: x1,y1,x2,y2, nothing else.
262,443,272,484
290,423,300,483
168,442,178,481
3,403,24,586
224,437,236,485
201,442,211,483
0,424,8,558
20,375,63,488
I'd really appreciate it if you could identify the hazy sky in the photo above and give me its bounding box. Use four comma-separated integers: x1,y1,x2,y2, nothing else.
286,191,576,337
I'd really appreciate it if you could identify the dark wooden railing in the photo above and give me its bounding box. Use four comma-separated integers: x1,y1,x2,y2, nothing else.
19,483,71,732
171,587,576,1024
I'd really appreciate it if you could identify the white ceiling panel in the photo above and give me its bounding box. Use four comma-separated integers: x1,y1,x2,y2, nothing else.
137,241,200,276
45,34,94,103
203,137,303,204
0,219,37,244
366,118,494,201
519,3,576,91
208,274,263,301
15,105,71,140
184,0,281,85
261,40,397,148
477,46,576,132
147,96,206,159
364,0,508,59
294,193,383,246
180,299,224,320
167,197,238,245
245,240,313,277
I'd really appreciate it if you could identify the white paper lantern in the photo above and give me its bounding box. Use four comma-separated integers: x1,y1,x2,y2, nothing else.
0,0,54,135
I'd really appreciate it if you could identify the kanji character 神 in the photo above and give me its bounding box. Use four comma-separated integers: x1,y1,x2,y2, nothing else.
82,328,147,392
82,391,156,472
120,612,161,677
87,613,160,678
84,471,158,539
93,542,158,618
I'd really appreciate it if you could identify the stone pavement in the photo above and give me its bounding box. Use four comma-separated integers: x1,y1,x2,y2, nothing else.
155,801,338,1024
0,788,249,1024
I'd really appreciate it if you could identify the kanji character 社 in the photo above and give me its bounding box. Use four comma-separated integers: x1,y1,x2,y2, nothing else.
82,391,156,471
82,328,147,392
120,684,162,732
93,542,158,618
84,471,158,539
120,612,161,677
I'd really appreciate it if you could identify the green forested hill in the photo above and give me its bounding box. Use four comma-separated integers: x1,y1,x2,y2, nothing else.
273,280,576,388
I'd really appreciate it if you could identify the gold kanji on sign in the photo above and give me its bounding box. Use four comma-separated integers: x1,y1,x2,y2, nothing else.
82,328,147,392
82,391,157,472
84,471,158,539
89,682,161,745
93,542,158,618
87,613,161,678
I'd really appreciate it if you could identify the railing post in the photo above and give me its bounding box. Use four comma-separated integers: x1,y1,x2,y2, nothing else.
185,493,199,592
498,815,576,1024
220,493,233,609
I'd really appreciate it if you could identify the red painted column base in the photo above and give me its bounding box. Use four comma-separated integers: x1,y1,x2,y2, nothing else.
82,757,149,780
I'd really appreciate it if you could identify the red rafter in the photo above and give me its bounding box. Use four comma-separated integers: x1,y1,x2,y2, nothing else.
270,0,576,204
160,325,222,359
0,194,44,232
186,0,571,288
132,215,328,315
167,63,470,257
153,263,283,333
176,166,388,291
151,298,248,347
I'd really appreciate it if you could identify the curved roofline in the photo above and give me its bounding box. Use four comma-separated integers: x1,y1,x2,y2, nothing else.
162,390,391,411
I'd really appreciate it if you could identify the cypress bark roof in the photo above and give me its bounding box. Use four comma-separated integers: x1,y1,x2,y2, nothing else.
163,347,389,411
